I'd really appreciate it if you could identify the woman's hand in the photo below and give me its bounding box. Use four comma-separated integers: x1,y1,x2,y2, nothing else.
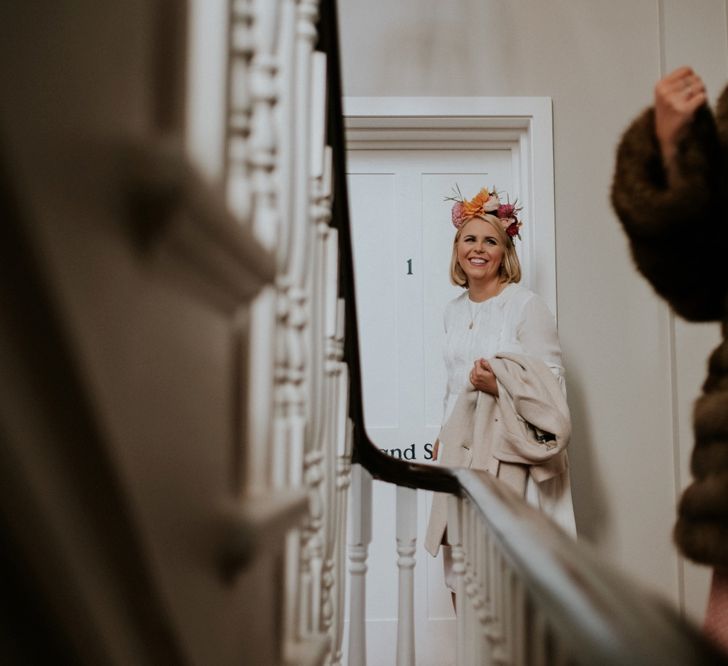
469,358,499,396
654,66,707,175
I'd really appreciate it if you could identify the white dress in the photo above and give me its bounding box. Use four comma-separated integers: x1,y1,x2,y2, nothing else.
441,283,576,535
443,283,564,419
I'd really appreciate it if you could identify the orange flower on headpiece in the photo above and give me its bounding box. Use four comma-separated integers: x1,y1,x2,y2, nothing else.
461,188,499,218
445,184,523,241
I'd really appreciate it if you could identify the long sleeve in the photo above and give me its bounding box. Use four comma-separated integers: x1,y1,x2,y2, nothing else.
515,295,565,390
611,96,728,321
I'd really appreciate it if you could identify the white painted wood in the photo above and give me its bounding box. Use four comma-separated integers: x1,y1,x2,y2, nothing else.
464,501,477,666
332,415,353,666
281,16,321,651
348,464,373,666
187,0,229,184
331,304,351,665
249,0,281,250
447,496,466,666
396,486,418,666
274,0,297,268
310,52,328,180
321,245,344,655
0,1,352,662
224,0,349,660
288,0,318,286
344,96,556,314
225,0,254,223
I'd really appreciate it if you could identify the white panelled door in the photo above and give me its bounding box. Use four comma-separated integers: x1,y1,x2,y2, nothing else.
347,147,521,666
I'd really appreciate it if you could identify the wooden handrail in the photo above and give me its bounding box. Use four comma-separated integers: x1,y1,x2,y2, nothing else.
456,469,726,665
317,0,460,496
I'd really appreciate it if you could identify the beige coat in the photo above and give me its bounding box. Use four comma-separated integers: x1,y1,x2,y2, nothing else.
425,353,572,557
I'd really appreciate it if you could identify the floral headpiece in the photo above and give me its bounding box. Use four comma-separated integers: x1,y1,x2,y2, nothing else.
446,185,523,241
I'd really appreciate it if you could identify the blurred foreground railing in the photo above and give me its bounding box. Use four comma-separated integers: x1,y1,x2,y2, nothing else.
345,459,727,666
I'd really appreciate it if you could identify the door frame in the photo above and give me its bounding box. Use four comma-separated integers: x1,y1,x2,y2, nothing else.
343,96,557,316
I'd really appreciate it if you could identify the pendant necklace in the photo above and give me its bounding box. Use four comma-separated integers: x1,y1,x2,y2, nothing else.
468,298,484,330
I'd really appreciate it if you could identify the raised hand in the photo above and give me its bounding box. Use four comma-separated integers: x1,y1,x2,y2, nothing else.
654,66,707,173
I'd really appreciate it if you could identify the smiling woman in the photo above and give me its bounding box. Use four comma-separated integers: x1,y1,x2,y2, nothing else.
451,215,522,300
425,185,576,596
455,218,506,291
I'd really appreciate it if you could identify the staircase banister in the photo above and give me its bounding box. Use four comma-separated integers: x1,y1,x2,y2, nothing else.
455,468,727,666
317,0,463,498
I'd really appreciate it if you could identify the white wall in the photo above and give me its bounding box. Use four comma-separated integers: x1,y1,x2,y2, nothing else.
339,0,727,620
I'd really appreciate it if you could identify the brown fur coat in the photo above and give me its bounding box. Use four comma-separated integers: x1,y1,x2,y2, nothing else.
612,87,728,567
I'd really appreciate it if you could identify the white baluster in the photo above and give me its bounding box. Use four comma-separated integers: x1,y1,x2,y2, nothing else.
348,464,372,666
332,414,352,666
321,515,336,641
279,288,305,658
245,288,277,494
271,291,292,488
295,259,328,646
284,528,303,655
321,262,341,651
226,0,255,223
396,486,417,666
491,549,507,665
301,54,331,453
474,520,487,665
464,501,477,666
281,4,321,642
288,0,319,285
322,180,338,341
331,307,350,666
485,529,500,654
447,495,466,666
274,0,296,266
302,448,324,635
319,348,337,639
249,0,281,250
309,53,327,183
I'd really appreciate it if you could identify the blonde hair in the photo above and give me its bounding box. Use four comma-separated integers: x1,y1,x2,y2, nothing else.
449,215,522,287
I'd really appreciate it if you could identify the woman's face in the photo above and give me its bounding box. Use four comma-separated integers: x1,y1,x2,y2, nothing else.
456,217,505,284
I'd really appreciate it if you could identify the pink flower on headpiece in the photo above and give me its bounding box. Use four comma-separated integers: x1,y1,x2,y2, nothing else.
497,203,516,219
451,201,466,228
483,192,501,213
506,221,522,238
446,184,524,241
